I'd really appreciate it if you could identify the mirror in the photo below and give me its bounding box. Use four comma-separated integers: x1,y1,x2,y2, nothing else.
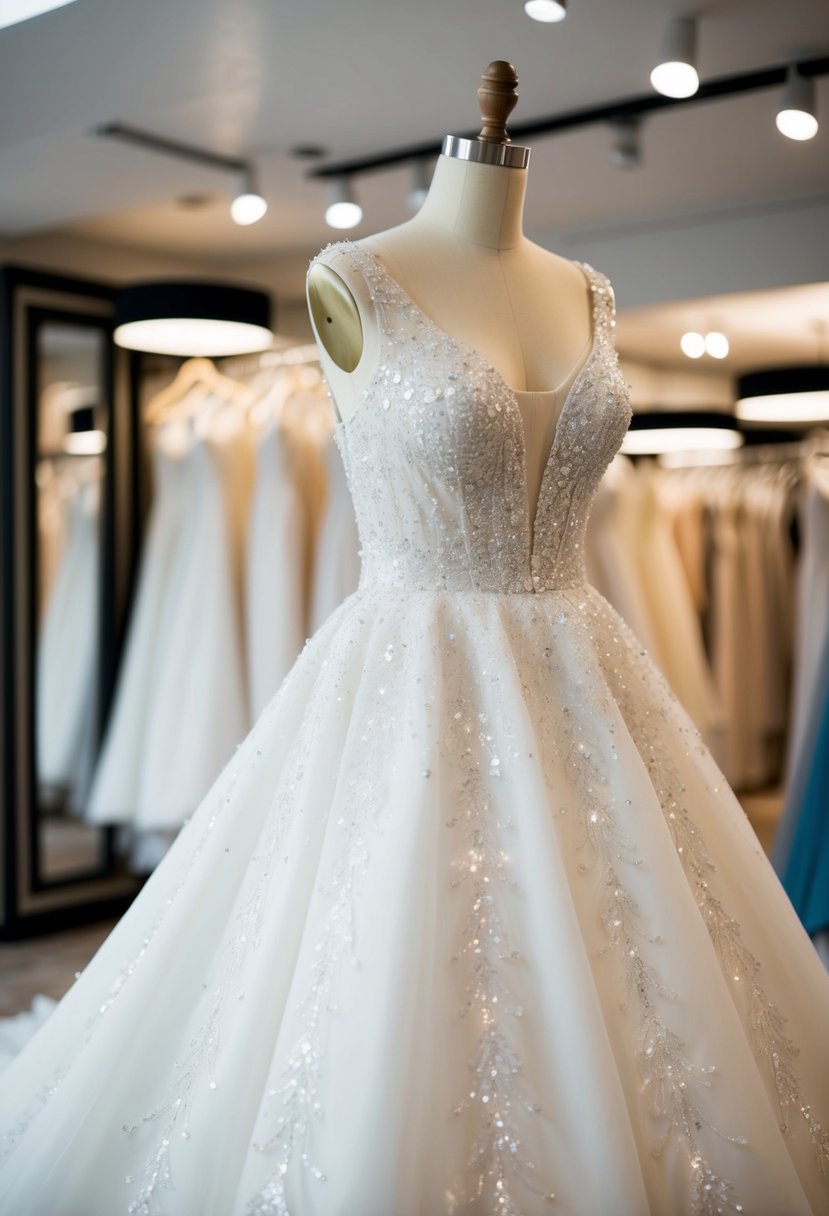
34,319,108,880
0,266,141,937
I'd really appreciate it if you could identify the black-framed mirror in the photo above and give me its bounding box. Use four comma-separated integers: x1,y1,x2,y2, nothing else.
1,266,141,937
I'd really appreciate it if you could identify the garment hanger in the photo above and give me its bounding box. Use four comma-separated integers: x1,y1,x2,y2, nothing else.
249,362,327,430
144,357,254,425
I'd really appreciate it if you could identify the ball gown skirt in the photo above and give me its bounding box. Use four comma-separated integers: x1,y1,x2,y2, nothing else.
0,242,827,1216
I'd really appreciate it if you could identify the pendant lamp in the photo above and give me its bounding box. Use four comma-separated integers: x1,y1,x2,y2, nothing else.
114,282,273,357
620,409,743,456
736,366,829,426
63,400,107,455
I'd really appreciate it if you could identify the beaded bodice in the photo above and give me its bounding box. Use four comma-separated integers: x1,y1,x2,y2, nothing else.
315,241,631,594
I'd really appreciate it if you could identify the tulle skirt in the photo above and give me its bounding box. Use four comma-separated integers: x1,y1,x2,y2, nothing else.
1,582,828,1216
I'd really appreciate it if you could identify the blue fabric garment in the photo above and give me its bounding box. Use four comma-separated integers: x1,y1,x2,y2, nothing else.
777,632,829,936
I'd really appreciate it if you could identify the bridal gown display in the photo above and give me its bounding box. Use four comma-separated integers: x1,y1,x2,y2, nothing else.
86,419,195,826
309,433,361,634
1,242,829,1216
36,471,101,806
246,420,309,720
87,410,251,870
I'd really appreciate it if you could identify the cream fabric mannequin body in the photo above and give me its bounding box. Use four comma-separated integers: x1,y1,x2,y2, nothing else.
308,153,599,518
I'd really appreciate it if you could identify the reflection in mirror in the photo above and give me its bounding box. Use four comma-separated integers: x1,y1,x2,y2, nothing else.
35,321,107,880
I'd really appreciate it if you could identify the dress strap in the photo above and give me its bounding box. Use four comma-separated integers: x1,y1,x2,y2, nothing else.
579,262,617,353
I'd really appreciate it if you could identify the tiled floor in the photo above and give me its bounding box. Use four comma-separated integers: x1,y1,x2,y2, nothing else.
0,792,784,1019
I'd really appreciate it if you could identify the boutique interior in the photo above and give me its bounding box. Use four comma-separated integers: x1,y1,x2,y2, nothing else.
1,0,828,1036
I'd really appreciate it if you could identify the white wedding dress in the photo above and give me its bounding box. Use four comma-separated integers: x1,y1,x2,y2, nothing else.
309,432,361,634
1,242,828,1216
36,472,101,806
86,420,195,826
246,420,308,720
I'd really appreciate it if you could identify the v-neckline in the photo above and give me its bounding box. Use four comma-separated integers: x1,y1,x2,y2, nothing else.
331,239,600,570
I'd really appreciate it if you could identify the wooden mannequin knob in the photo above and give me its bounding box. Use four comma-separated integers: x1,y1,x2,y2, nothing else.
476,60,519,144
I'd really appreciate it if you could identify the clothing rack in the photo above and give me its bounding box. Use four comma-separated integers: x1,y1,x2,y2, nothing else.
660,433,829,471
219,343,321,383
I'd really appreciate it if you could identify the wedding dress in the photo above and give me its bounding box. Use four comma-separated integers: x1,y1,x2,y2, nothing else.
87,411,251,869
246,419,308,720
86,420,195,826
1,242,828,1216
133,407,251,835
36,471,101,806
309,432,361,633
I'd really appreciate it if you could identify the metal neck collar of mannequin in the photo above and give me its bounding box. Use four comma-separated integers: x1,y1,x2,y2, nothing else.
442,135,530,169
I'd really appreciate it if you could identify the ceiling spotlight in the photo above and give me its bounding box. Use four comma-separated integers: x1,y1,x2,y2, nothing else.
325,178,363,230
705,331,729,359
408,158,433,212
230,167,268,226
650,16,699,99
524,0,567,22
776,66,819,141
680,331,706,359
608,116,642,169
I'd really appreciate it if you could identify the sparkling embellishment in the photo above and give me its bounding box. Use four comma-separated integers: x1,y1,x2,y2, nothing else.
317,240,630,599
3,239,827,1216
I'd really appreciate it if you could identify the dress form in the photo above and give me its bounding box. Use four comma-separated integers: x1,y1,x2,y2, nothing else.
308,62,600,518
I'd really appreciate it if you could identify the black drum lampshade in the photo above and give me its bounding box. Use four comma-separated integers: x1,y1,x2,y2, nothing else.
736,366,829,427
114,281,274,357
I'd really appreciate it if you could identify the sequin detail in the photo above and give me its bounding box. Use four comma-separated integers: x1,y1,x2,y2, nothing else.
593,594,829,1179
444,700,557,1211
317,240,631,598
0,742,249,1173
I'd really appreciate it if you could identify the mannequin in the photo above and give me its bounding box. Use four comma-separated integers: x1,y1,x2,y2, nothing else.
308,60,602,517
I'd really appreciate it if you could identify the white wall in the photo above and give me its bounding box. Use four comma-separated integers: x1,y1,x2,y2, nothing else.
542,193,829,311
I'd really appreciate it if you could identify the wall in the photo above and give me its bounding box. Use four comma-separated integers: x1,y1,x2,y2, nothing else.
546,193,829,311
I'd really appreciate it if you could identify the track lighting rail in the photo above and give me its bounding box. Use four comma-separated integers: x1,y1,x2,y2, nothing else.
96,121,248,175
308,54,829,181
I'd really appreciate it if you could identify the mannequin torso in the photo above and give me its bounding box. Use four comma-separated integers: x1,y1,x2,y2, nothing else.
308,154,605,516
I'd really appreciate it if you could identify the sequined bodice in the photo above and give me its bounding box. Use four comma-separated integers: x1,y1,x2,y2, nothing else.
318,241,631,594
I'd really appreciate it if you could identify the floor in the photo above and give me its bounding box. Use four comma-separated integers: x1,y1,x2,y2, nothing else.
0,791,786,1020
0,919,116,1017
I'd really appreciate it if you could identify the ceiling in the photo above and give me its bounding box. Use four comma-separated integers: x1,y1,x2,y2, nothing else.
0,0,827,374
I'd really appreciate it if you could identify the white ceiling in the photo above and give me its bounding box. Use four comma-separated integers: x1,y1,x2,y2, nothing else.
0,0,827,249
0,0,827,373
